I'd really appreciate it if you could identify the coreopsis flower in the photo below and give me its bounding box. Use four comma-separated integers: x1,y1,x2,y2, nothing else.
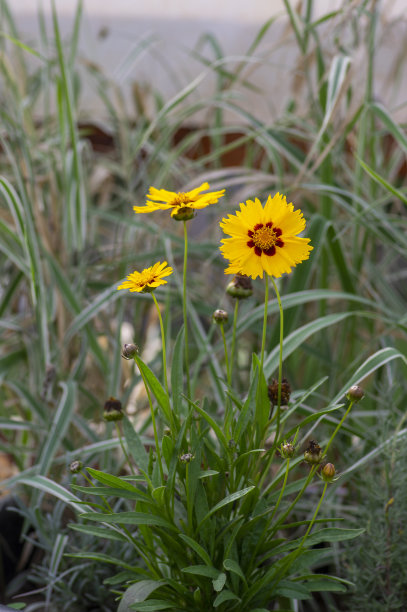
220,193,313,279
133,182,225,220
117,261,173,294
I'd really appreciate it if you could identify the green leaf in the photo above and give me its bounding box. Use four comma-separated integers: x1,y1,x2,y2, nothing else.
68,523,127,542
134,354,172,423
198,486,255,528
223,558,247,584
181,565,220,579
17,475,92,514
65,552,136,571
130,601,177,611
234,364,258,442
184,397,229,456
71,485,151,503
38,381,76,476
123,416,149,475
118,580,167,612
86,467,145,492
306,527,365,546
214,590,240,607
79,511,177,531
178,534,212,566
171,326,184,414
212,572,227,592
275,580,311,600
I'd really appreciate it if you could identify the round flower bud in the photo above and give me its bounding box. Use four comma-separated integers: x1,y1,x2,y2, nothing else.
172,207,195,221
213,309,228,324
346,385,364,403
103,397,123,422
321,463,336,482
304,440,323,465
69,460,83,474
226,274,253,299
121,343,139,360
280,442,295,459
180,452,194,463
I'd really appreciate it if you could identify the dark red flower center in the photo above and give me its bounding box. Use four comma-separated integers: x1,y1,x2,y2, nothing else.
247,222,284,257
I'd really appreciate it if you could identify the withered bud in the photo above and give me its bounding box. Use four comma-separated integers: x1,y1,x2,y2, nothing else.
180,452,194,463
172,207,195,221
226,274,253,299
346,385,364,403
321,463,336,482
103,396,123,422
69,460,83,474
280,442,295,459
213,309,228,324
121,343,139,360
304,440,323,465
268,378,291,406
228,438,236,449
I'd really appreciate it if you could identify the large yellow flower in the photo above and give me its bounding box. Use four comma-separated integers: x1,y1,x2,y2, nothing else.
133,182,225,218
220,193,312,279
117,261,173,293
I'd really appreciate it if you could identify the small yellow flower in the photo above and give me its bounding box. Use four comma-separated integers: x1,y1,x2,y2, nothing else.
117,261,173,293
133,182,225,219
220,193,313,279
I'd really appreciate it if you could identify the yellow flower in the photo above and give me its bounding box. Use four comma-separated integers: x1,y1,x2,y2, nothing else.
117,261,173,293
220,193,313,279
133,182,225,219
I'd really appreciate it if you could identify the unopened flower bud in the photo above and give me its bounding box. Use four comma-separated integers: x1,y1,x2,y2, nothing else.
180,452,194,463
226,274,253,299
304,440,323,465
346,385,364,403
103,397,123,422
268,378,291,407
69,460,83,474
280,442,295,459
213,309,228,324
172,207,195,221
321,463,336,482
121,343,139,360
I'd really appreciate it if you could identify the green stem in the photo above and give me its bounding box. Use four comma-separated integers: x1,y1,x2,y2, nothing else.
322,399,355,459
138,367,165,483
271,277,284,446
152,292,169,396
183,220,191,398
230,299,239,384
260,274,269,371
220,322,230,384
115,422,135,475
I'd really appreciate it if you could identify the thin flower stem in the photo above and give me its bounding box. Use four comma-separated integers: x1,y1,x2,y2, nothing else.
322,399,355,458
260,274,269,371
220,323,230,383
230,299,239,384
115,422,135,475
138,368,165,483
152,292,169,396
275,481,329,583
183,220,191,398
271,277,284,446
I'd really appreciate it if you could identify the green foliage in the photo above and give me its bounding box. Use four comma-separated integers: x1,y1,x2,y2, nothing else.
0,0,406,610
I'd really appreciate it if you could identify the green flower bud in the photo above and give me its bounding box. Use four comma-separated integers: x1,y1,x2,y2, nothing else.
226,274,253,299
346,385,364,402
180,452,194,463
103,397,123,422
321,462,336,482
69,460,83,474
172,207,195,221
213,309,228,324
304,440,323,465
280,442,295,459
121,343,139,360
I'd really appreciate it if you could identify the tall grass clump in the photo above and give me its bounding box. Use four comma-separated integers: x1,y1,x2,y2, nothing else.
0,0,406,610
